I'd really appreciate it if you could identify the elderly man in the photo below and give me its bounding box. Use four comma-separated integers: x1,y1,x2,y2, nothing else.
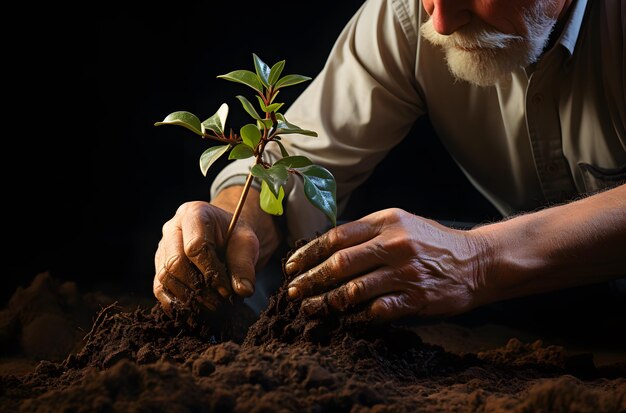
153,0,625,322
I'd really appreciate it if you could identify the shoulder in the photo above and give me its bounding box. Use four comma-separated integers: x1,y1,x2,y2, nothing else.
356,0,424,47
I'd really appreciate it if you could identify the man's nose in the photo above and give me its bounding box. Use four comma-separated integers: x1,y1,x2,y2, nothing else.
422,0,472,35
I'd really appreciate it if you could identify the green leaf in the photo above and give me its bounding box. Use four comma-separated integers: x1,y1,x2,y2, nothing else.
255,95,268,112
273,140,290,157
274,155,313,168
298,165,337,226
275,74,312,89
228,143,254,160
268,60,285,85
251,164,288,198
259,180,284,215
253,53,271,88
199,145,230,176
217,70,263,94
265,102,284,113
201,103,229,135
270,90,280,103
275,119,318,136
240,124,261,149
154,111,203,136
236,95,262,120
257,119,273,130
254,96,284,114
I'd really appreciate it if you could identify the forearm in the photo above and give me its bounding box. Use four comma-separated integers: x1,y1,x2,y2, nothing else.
473,184,626,305
211,185,282,267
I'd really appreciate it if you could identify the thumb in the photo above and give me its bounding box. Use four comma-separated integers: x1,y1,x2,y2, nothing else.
226,225,259,297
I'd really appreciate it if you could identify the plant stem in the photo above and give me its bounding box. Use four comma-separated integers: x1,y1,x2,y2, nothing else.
224,172,255,246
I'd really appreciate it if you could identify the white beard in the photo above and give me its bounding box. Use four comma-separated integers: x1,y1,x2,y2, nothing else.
420,5,558,86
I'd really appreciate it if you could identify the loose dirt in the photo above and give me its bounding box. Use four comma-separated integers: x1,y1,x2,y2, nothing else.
1,258,625,412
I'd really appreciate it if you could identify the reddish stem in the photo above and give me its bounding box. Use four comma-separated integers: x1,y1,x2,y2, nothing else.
224,172,255,246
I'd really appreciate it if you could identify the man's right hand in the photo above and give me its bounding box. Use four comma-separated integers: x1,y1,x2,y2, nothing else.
153,186,281,315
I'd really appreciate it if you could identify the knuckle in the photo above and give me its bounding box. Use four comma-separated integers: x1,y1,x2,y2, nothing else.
365,240,390,261
327,225,346,247
380,234,418,258
161,219,175,235
347,280,365,301
162,253,182,275
330,250,350,272
371,297,392,316
235,228,259,249
184,235,208,259
395,236,419,256
176,200,204,215
380,207,403,222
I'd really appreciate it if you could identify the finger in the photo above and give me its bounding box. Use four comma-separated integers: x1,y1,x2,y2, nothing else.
284,218,380,277
287,237,390,300
369,293,418,324
301,267,398,316
155,231,203,290
326,268,398,312
153,276,174,315
178,206,232,298
155,220,204,290
226,226,259,297
161,271,194,304
299,294,329,318
155,233,220,311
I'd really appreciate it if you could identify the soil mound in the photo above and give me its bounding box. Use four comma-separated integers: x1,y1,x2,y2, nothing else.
1,266,625,412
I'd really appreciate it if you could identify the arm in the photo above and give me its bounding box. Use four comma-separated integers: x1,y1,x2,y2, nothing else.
473,183,626,306
285,184,625,322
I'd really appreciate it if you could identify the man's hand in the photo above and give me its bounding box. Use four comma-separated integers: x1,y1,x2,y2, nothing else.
153,186,280,315
284,208,491,323
285,185,626,324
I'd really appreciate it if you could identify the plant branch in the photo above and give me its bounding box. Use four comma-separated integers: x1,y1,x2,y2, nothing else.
224,172,255,246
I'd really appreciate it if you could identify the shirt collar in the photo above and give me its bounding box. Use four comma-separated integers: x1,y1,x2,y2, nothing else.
555,0,588,56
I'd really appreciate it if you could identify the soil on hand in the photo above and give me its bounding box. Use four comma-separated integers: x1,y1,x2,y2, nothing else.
1,256,625,412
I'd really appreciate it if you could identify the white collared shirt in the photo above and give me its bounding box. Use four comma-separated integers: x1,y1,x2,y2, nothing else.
212,0,625,245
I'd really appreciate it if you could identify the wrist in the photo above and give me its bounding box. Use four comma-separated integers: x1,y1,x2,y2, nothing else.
470,215,548,304
464,228,499,308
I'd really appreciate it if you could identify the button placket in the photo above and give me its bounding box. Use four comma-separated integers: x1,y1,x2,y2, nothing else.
525,56,577,204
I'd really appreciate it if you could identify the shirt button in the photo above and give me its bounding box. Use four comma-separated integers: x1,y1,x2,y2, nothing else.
546,163,558,174
531,93,544,104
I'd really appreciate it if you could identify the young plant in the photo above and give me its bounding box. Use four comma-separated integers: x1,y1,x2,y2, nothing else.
155,53,337,244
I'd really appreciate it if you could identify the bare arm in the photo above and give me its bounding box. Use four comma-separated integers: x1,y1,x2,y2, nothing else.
473,184,626,306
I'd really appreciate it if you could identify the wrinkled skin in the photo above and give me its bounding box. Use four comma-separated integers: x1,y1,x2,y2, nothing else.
285,208,491,323
153,186,279,316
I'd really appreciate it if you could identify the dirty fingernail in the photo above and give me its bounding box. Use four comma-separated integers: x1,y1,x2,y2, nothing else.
217,286,230,298
288,287,300,299
285,260,296,275
239,278,254,295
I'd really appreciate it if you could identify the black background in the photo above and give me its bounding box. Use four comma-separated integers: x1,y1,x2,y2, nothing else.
5,1,500,303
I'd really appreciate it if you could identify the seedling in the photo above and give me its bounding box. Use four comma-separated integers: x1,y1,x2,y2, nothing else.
155,54,337,243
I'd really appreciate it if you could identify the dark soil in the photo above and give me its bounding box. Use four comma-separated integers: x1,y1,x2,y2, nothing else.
1,252,625,412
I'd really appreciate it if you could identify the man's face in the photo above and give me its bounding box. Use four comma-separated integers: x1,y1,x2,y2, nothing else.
420,0,570,86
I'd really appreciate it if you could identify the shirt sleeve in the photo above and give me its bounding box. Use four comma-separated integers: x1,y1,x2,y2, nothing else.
211,0,425,246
